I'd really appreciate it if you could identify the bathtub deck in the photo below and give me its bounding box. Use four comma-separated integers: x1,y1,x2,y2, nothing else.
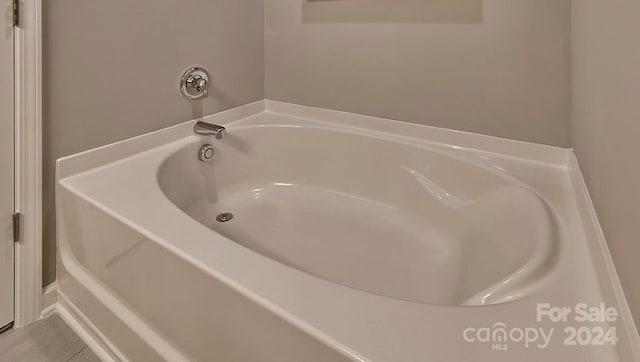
0,314,98,361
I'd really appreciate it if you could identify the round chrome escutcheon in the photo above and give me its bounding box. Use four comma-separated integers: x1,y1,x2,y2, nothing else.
198,144,215,161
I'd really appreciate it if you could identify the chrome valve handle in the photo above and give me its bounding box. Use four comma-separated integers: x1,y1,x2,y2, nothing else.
180,67,210,100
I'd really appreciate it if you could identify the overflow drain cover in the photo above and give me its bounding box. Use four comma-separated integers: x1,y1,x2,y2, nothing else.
216,212,234,223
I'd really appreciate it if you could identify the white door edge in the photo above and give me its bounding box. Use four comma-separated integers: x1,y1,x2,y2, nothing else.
13,0,44,328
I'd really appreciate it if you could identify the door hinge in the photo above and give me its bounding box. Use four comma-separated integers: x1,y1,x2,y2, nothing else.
12,0,19,27
12,212,21,243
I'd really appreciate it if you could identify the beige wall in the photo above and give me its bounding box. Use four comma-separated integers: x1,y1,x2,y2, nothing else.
43,1,265,285
572,0,640,327
265,0,571,147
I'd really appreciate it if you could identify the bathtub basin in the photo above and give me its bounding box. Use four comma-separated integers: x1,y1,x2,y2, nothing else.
159,124,556,307
56,101,640,361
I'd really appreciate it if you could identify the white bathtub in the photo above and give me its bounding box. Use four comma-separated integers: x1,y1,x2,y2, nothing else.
56,101,640,361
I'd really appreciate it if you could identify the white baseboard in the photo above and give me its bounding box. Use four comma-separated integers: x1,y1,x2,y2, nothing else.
56,291,124,362
38,282,121,360
40,282,57,319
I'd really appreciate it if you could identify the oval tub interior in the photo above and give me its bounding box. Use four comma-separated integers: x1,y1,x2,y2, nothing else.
157,125,558,306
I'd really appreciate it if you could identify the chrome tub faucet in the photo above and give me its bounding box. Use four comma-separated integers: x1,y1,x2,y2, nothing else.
194,121,227,139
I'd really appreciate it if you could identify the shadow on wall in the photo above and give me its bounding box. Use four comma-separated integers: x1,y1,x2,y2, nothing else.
303,0,483,23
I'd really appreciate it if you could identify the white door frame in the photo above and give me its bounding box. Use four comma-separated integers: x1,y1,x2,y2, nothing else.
13,0,43,328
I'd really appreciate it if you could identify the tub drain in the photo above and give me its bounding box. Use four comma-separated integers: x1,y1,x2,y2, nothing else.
216,212,234,223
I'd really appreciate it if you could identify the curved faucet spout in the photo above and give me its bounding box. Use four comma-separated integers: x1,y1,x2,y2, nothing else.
194,121,227,139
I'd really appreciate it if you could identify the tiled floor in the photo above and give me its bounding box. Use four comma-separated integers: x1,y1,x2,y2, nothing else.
0,314,99,361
